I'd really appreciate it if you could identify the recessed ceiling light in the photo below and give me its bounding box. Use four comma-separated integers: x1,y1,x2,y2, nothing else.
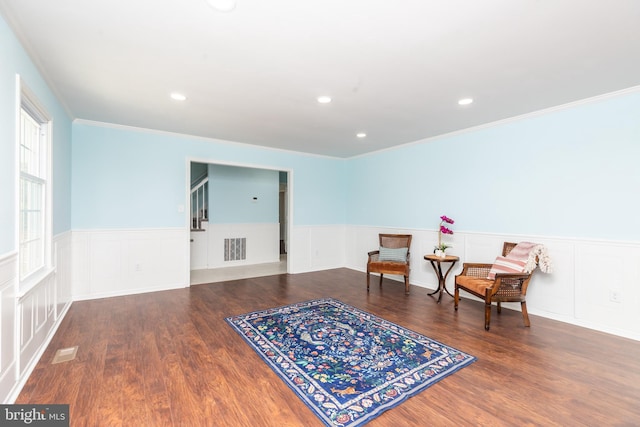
458,98,473,105
317,96,332,104
207,0,237,12
356,133,367,138
171,93,187,101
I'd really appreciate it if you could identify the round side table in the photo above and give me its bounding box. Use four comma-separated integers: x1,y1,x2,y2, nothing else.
424,254,459,303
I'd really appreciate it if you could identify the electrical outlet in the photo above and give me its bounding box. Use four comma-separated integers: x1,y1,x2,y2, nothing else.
135,263,142,272
609,290,622,303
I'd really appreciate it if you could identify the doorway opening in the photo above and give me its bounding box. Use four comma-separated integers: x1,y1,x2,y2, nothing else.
188,162,290,285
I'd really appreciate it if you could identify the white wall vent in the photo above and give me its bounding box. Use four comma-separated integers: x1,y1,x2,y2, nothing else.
224,238,246,261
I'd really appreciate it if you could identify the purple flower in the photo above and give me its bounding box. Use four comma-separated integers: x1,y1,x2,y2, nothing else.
436,215,455,251
440,215,454,224
440,226,453,235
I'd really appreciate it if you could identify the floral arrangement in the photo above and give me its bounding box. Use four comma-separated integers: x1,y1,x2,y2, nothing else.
435,215,454,252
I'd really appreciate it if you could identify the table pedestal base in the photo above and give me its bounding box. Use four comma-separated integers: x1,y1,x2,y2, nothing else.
424,255,459,303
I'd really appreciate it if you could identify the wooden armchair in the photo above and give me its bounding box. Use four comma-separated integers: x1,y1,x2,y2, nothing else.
454,242,534,330
367,234,412,295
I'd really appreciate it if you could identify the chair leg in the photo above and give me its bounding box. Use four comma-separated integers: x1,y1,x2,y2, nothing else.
404,275,410,295
366,272,370,292
379,274,383,287
454,286,459,310
497,301,502,314
484,303,491,331
521,301,531,327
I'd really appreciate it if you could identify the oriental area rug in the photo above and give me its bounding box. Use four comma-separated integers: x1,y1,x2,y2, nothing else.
225,298,476,426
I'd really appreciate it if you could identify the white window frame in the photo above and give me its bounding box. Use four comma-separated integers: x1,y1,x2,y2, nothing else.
16,76,53,295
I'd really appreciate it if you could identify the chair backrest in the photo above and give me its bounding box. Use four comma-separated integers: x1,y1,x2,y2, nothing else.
379,234,412,250
502,242,517,257
502,241,539,271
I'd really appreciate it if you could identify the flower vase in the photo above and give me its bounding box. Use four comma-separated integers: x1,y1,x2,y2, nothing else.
435,249,446,258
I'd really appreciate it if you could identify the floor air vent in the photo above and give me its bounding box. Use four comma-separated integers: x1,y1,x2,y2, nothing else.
52,346,78,364
224,238,246,261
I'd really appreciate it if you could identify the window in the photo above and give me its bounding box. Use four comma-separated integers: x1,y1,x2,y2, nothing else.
18,81,51,283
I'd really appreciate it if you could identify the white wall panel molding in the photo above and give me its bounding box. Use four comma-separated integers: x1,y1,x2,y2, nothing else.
53,231,72,318
289,225,346,274
0,252,17,403
4,231,74,403
0,233,74,402
18,273,56,376
205,223,279,269
72,228,189,301
346,225,640,341
573,242,640,339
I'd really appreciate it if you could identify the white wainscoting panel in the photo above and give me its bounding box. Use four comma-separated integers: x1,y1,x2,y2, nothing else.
72,228,189,301
0,252,17,403
16,231,73,398
289,225,346,274
206,223,279,269
54,232,73,317
1,232,74,403
574,242,640,337
523,240,575,319
346,225,640,341
19,270,56,376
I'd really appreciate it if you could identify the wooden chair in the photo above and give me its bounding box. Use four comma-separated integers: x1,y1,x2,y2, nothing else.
367,234,412,295
454,242,534,330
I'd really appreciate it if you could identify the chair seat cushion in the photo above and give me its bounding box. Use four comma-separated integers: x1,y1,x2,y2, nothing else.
378,246,408,262
456,276,495,295
368,260,409,275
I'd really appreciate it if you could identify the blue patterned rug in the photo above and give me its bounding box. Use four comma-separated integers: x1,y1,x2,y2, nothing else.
225,298,476,426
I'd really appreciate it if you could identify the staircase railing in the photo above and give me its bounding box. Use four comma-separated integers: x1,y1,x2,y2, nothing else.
191,177,208,230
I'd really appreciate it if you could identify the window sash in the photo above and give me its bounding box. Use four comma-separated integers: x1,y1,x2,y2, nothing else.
18,106,47,280
20,108,43,177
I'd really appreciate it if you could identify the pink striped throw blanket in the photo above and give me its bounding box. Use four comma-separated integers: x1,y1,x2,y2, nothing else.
487,256,526,279
506,242,539,262
487,242,552,279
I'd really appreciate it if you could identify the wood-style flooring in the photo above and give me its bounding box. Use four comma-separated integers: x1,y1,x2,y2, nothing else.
17,268,640,426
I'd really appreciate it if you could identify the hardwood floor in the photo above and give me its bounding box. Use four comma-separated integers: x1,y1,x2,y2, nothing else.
17,269,640,426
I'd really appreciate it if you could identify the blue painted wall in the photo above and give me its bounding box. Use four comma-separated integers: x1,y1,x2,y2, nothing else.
208,164,279,224
71,123,347,229
0,15,72,255
346,90,640,241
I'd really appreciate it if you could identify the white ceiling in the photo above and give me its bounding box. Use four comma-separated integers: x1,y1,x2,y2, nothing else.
2,0,640,158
